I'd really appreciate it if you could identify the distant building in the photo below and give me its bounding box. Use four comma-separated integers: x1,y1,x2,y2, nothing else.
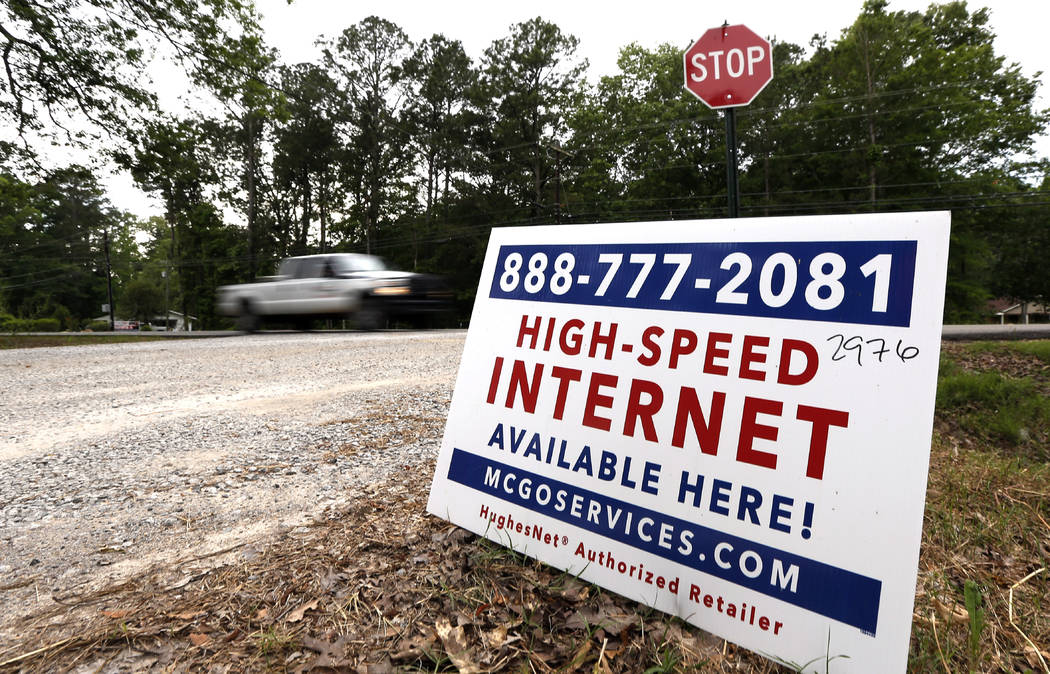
149,311,197,331
92,311,198,331
989,299,1048,324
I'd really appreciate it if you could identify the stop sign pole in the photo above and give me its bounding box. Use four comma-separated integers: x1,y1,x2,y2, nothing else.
683,23,773,217
724,102,740,218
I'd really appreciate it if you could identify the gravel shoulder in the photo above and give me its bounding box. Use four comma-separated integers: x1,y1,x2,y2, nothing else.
0,331,465,641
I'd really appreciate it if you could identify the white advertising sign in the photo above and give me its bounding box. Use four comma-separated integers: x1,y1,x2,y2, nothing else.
428,212,950,672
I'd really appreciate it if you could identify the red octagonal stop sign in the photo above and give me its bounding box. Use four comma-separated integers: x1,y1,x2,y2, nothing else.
683,24,773,109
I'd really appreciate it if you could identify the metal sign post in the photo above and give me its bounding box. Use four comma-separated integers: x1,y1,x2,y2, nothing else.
683,23,773,218
725,108,740,217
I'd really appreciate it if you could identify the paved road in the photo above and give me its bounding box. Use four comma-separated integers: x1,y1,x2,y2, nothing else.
940,323,1050,340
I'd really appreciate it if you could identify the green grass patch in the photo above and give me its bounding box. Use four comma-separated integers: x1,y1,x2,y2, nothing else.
963,339,1050,363
937,356,1050,459
0,334,196,350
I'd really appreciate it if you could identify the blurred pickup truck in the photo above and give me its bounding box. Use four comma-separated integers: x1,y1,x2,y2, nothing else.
216,253,451,331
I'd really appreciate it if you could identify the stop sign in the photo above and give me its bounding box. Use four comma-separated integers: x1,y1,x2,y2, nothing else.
683,24,773,109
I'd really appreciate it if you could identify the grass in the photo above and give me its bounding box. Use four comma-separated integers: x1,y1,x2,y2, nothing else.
962,339,1050,364
936,360,1050,456
937,343,1050,461
915,340,1050,672
0,339,1048,672
0,334,198,349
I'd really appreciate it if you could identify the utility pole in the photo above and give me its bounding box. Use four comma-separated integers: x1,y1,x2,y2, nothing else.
103,229,115,331
162,265,170,331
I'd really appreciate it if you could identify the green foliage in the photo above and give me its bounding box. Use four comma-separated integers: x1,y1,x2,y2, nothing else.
937,360,1050,453
0,316,60,333
962,339,1050,363
0,168,128,324
121,278,165,323
0,0,263,155
963,579,986,672
472,17,588,222
643,644,682,673
1003,341,1050,363
322,16,415,254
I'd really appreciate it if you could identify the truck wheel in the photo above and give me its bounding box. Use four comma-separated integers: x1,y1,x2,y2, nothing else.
355,298,387,331
238,302,260,333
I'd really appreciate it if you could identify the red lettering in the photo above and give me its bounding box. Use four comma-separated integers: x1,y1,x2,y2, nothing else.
486,356,504,404
542,316,557,351
671,388,725,455
559,318,585,356
778,339,818,385
704,332,732,375
739,335,770,381
583,372,618,431
623,378,664,442
796,404,849,480
637,326,664,366
589,322,618,360
549,366,582,420
669,329,698,369
737,396,782,470
517,315,541,349
505,360,543,413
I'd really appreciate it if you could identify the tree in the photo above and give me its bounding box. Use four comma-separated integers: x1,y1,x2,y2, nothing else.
0,0,263,154
784,1,1048,317
571,42,726,222
121,277,164,323
269,63,341,257
401,35,474,267
472,17,588,222
0,166,132,322
196,32,281,280
0,171,43,315
323,16,414,254
120,118,220,324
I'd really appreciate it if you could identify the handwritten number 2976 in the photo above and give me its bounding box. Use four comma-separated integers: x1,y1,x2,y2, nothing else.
827,335,919,365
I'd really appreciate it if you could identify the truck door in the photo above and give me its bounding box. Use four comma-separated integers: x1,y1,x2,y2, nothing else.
288,256,329,315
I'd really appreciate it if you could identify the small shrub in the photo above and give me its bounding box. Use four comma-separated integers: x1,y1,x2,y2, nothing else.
30,317,61,332
2,317,32,333
86,320,112,332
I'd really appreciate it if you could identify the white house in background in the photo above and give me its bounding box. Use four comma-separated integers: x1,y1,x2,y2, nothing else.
91,311,198,331
149,311,197,331
993,301,1048,324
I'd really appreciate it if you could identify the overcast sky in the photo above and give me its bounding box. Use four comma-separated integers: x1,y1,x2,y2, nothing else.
107,0,1050,216
257,0,1047,83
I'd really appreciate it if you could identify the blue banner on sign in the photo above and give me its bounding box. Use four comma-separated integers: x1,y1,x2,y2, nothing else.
488,241,917,327
447,448,882,634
